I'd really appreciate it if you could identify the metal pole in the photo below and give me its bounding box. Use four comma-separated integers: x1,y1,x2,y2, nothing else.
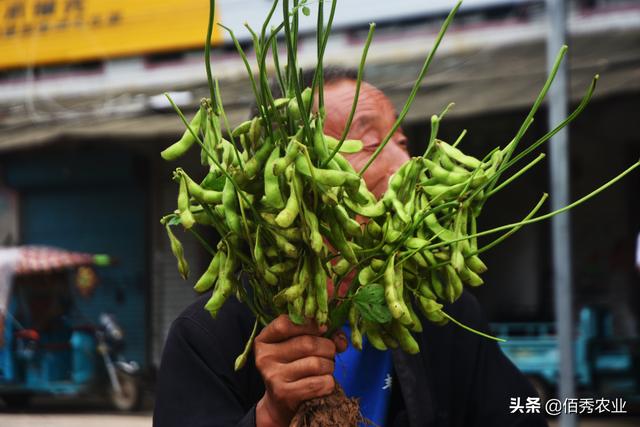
546,1,576,426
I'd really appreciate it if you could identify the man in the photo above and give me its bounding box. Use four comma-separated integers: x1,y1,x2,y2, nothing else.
154,70,548,427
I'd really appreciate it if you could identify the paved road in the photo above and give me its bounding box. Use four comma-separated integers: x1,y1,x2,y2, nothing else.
0,413,152,427
1,412,639,426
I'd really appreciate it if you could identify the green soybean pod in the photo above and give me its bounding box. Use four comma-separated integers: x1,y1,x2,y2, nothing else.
466,255,488,274
348,305,363,351
304,286,317,319
334,205,362,238
205,251,237,318
264,146,286,209
444,264,463,303
430,270,446,301
344,198,386,218
357,266,376,285
383,255,404,321
363,320,388,351
245,137,275,180
180,169,223,204
178,174,196,229
161,107,203,161
294,156,360,188
390,320,419,354
332,258,351,276
324,135,363,154
165,224,189,280
231,119,252,138
201,110,214,166
274,259,307,307
327,210,358,265
423,158,468,184
302,202,324,255
271,231,298,258
193,251,223,292
458,264,484,287
314,258,329,325
287,87,312,124
437,140,483,170
313,121,330,163
268,260,297,275
275,168,301,228
379,328,400,350
273,139,301,176
469,213,478,252
411,251,429,268
393,266,413,327
288,298,305,325
405,297,423,333
424,213,458,242
248,116,263,145
417,296,448,325
370,258,386,271
331,152,357,174
222,177,242,236
254,228,278,286
417,278,437,300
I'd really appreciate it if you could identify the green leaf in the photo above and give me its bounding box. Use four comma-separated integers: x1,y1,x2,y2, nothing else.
328,300,352,332
302,6,311,16
201,172,226,191
353,283,385,305
168,216,182,226
370,304,392,323
355,299,392,324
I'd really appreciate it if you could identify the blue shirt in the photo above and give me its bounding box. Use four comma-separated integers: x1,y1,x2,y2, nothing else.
333,326,393,426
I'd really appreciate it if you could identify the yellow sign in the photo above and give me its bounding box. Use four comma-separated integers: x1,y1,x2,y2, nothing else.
0,0,221,69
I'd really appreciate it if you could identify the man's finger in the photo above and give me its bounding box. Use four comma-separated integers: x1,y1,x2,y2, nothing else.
280,375,335,406
332,331,348,353
281,356,335,383
257,315,327,344
264,335,336,363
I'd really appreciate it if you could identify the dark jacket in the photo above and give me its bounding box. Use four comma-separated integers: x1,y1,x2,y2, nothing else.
153,291,549,427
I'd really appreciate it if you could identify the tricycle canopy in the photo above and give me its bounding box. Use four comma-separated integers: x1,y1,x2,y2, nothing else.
0,246,110,333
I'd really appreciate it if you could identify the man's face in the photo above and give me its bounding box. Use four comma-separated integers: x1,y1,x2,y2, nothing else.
322,79,410,198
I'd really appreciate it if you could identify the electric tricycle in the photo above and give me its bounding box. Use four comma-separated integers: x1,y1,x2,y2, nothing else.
0,246,142,411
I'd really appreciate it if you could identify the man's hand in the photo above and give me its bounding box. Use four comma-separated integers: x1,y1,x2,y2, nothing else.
254,315,348,427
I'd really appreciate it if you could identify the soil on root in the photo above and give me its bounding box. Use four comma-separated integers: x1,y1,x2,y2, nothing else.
290,385,366,427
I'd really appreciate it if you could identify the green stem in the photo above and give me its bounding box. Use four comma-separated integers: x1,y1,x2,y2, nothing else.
487,153,546,198
487,45,568,193
282,0,313,145
271,34,286,97
452,129,467,148
311,0,338,106
234,319,260,371
468,75,598,205
476,193,548,255
188,227,216,257
425,161,640,252
324,23,376,167
205,0,218,112
441,311,506,342
260,0,280,44
315,0,325,114
213,79,245,171
359,0,462,176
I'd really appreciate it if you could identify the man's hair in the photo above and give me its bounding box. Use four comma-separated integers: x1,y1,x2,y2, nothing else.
249,66,358,117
